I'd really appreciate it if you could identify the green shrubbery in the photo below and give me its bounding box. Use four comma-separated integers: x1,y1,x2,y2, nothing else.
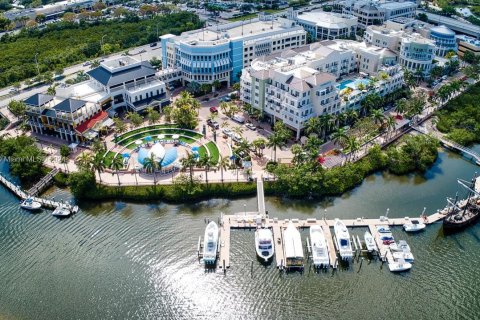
436,82,480,146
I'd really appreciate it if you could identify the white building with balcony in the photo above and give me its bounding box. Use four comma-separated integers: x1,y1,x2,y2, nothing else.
399,34,435,77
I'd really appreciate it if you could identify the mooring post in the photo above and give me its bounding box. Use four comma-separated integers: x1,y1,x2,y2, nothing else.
223,260,226,275
251,260,254,278
357,257,364,273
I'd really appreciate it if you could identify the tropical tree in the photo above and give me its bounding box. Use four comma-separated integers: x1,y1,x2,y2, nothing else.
111,156,124,186
331,127,349,148
219,101,229,114
146,106,161,124
319,113,334,138
303,136,322,161
90,152,106,183
370,108,385,126
385,116,396,139
197,154,215,183
395,98,408,115
361,93,383,115
180,152,197,184
346,109,358,125
346,136,360,161
218,155,230,183
46,84,56,96
267,121,290,162
126,112,143,128
7,100,26,118
232,82,240,91
113,117,127,133
76,151,92,171
143,153,159,184
212,80,221,92
252,138,267,157
291,144,305,165
186,81,201,95
304,116,321,136
170,91,200,129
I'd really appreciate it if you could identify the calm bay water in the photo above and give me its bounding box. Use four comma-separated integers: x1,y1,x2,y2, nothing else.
0,149,479,320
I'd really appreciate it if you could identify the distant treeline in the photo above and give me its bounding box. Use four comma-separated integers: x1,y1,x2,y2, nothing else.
0,12,202,88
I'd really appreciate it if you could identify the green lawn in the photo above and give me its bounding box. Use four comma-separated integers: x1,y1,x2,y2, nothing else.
117,128,202,147
104,151,116,168
205,141,220,164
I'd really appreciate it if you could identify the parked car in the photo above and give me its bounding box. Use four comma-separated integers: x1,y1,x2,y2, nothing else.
207,119,219,129
245,123,256,131
221,96,231,102
202,97,210,102
209,106,218,113
83,61,91,66
222,128,232,136
232,114,245,124
139,49,147,54
150,42,157,47
232,133,242,142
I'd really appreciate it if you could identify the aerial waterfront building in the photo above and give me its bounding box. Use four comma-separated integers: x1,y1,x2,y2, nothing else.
429,25,458,57
287,8,358,41
456,35,480,58
24,94,110,142
56,56,170,115
398,34,435,77
160,15,307,86
340,0,417,29
240,42,404,138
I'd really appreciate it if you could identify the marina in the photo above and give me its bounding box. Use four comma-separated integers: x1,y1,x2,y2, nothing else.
204,179,455,272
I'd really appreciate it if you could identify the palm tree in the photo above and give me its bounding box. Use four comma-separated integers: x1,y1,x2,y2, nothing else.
143,153,159,184
197,154,214,183
304,116,321,136
291,144,305,165
395,99,408,115
76,152,92,171
346,136,360,161
319,114,333,138
218,155,230,183
252,138,267,157
180,152,197,183
46,84,56,96
111,156,124,186
331,127,349,148
90,152,106,183
385,116,396,139
346,109,358,125
337,112,348,127
370,109,385,127
267,132,285,162
219,101,229,114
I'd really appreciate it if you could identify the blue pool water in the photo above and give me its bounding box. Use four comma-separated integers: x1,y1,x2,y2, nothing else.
337,78,370,90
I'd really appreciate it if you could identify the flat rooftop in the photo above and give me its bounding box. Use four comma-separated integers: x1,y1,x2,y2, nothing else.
380,1,416,9
178,18,303,44
296,11,357,28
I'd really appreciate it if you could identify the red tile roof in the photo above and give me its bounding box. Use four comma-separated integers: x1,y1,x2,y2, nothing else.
75,111,108,134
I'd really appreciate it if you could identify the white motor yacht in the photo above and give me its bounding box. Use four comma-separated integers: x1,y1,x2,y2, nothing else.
283,222,304,269
388,259,412,272
203,221,219,265
334,219,353,260
255,228,274,262
392,251,414,263
403,220,426,232
389,240,411,253
310,225,330,268
20,198,42,211
51,205,71,217
364,231,377,252
376,225,391,234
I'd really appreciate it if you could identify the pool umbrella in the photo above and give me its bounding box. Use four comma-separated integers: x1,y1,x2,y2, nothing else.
191,146,199,152
172,134,180,140
161,148,178,166
135,140,143,145
122,153,130,158
157,134,165,139
145,136,152,142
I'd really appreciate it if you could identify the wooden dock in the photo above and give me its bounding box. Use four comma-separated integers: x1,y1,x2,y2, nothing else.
27,168,59,196
320,221,337,268
0,173,78,214
272,224,284,268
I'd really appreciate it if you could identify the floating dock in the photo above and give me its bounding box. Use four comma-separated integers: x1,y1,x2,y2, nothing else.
214,178,449,271
0,173,78,214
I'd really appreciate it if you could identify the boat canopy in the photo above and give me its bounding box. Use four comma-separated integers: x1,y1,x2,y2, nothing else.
284,223,304,259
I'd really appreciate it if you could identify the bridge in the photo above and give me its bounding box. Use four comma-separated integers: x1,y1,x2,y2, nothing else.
27,168,59,196
412,125,480,165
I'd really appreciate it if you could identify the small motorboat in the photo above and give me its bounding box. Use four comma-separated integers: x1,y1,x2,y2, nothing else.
203,221,219,265
392,251,414,263
20,198,42,211
389,240,411,252
379,232,394,241
364,231,377,251
376,225,391,234
51,205,72,218
310,225,330,268
334,219,353,260
403,220,426,232
255,228,274,262
388,259,412,272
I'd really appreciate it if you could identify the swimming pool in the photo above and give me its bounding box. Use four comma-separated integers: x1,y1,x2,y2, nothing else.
337,78,370,90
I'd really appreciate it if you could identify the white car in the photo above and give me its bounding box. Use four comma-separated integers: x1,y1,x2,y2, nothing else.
222,128,232,136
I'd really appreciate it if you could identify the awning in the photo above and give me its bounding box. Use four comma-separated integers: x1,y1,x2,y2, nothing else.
75,111,108,134
83,130,98,140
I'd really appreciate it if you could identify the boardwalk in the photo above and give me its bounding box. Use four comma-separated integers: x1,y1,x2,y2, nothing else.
27,168,59,196
0,173,78,213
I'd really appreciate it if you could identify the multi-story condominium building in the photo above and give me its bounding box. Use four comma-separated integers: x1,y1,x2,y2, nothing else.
240,43,404,138
429,25,457,57
365,20,456,59
324,40,398,75
341,0,417,29
287,8,358,41
456,35,480,58
24,94,110,142
399,34,435,76
160,15,307,86
57,57,170,114
241,55,340,139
